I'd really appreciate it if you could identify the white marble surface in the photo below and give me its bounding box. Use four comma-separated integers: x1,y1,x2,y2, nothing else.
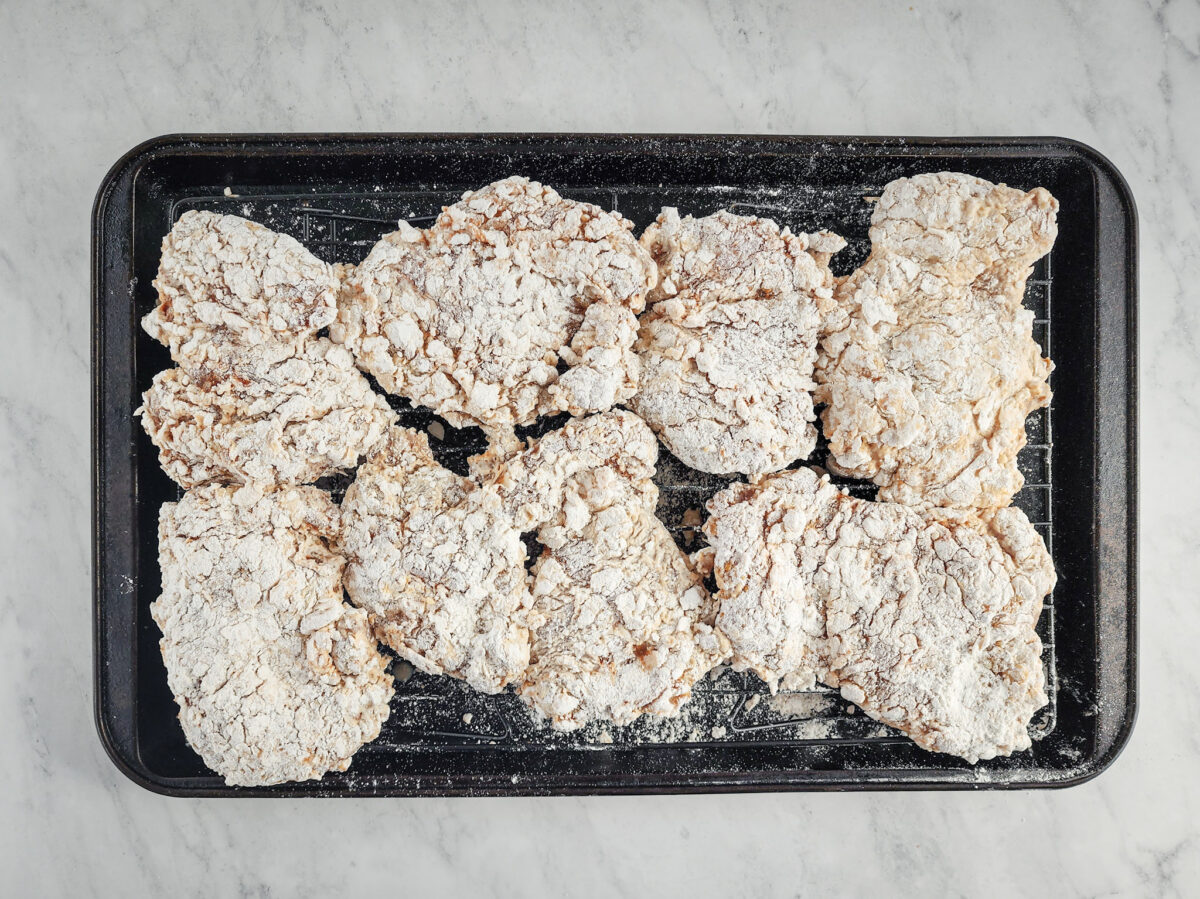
1,0,1194,894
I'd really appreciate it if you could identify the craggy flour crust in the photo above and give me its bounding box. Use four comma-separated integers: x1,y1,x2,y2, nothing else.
143,210,339,368
152,486,394,786
632,209,844,477
817,173,1057,510
140,212,389,490
478,412,729,731
334,177,656,438
340,427,535,694
705,468,1055,762
139,340,395,489
140,171,1063,779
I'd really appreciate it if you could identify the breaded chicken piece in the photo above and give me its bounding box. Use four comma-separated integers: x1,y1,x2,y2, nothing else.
339,427,536,694
143,210,339,368
817,172,1057,510
705,467,1055,762
631,210,844,477
476,411,729,731
138,340,395,489
151,485,394,786
333,177,656,440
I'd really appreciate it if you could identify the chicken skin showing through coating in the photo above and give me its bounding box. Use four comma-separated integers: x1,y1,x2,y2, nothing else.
339,426,536,694
705,467,1055,762
140,211,393,490
632,209,844,478
475,411,730,731
817,172,1057,511
152,485,394,786
333,177,657,442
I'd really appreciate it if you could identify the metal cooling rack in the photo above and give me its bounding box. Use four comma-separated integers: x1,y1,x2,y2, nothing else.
174,186,1058,750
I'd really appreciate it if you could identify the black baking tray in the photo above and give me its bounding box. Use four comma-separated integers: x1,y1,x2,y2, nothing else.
93,134,1137,795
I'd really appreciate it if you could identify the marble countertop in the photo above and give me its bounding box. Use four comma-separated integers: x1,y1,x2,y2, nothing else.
2,0,1194,894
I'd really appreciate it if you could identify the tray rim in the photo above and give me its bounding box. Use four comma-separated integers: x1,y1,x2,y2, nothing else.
92,132,1138,796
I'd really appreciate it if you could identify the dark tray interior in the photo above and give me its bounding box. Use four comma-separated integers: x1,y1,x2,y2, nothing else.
93,135,1137,794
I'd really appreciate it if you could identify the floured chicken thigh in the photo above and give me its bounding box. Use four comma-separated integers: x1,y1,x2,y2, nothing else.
143,210,339,368
817,172,1057,510
475,411,729,731
140,212,388,490
152,485,394,786
705,467,1055,762
138,340,394,489
339,426,536,694
632,209,844,477
333,177,656,439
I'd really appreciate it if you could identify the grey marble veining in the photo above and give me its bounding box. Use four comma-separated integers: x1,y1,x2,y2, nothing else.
1,0,1195,895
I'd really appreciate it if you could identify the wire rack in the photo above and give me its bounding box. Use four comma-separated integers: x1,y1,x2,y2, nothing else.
175,186,1057,750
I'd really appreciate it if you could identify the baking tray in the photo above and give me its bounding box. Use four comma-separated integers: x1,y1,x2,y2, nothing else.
93,134,1137,795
